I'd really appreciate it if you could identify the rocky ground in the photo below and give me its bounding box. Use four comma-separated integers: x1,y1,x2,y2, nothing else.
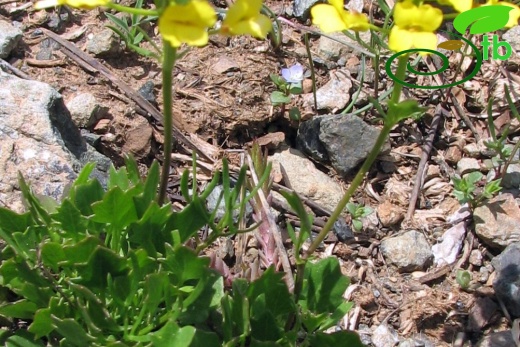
1,0,520,346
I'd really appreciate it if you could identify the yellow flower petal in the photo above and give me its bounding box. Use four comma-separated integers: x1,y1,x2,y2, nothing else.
225,14,272,38
224,0,262,26
389,26,413,52
311,4,348,32
345,12,371,31
328,0,345,12
34,0,109,9
158,1,216,47
394,1,443,32
161,23,209,47
411,31,438,52
438,0,473,13
221,0,272,38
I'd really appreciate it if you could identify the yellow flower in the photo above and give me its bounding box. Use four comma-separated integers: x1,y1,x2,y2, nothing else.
483,0,520,27
220,0,272,38
34,0,109,9
311,0,371,32
389,0,443,54
159,1,217,48
438,0,473,13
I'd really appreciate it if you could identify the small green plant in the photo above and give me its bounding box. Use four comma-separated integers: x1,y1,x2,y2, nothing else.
346,203,373,232
105,0,160,59
0,157,363,346
270,64,307,120
452,171,502,209
456,270,471,290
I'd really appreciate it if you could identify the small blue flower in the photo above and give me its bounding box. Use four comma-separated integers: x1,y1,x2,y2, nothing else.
281,63,304,84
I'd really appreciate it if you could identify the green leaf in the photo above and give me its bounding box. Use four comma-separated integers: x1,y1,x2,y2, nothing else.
91,187,138,230
41,242,66,272
387,99,427,124
133,160,160,217
0,208,32,233
299,257,350,315
73,179,104,216
164,246,210,285
18,174,51,226
142,273,169,317
352,219,363,232
289,107,301,121
166,196,210,244
51,316,95,347
289,83,303,94
29,308,54,339
180,272,224,324
62,236,102,265
124,154,141,185
51,199,88,236
466,171,483,185
0,299,38,319
243,259,297,340
456,270,471,289
105,12,130,31
5,330,45,347
190,330,220,347
270,91,291,106
269,74,285,87
150,320,195,347
127,202,173,256
75,246,129,292
308,331,364,346
107,165,131,191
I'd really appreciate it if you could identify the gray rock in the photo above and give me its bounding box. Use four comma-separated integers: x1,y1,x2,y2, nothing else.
503,26,520,51
318,31,371,61
296,116,329,162
321,114,382,176
79,144,111,188
86,29,121,57
372,324,399,347
206,185,252,221
66,93,108,128
293,0,321,20
346,0,364,12
298,114,384,176
138,81,157,106
36,38,61,61
491,242,520,318
476,330,516,347
269,148,345,213
380,230,433,272
456,157,480,175
467,297,498,332
474,193,520,249
431,222,466,266
0,20,22,59
81,129,101,147
0,70,84,212
333,219,354,243
399,334,434,347
463,143,480,158
303,69,352,110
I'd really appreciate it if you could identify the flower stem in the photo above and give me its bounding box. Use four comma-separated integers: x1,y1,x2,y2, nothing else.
390,55,408,105
303,54,409,258
107,3,158,16
158,42,176,205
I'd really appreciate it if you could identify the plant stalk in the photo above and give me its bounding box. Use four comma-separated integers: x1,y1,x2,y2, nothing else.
303,54,409,258
158,42,177,205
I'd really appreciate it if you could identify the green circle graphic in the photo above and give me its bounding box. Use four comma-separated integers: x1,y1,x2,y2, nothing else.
385,31,483,89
